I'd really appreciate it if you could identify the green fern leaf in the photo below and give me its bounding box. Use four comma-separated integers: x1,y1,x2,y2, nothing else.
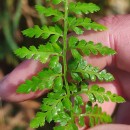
106,91,125,103
80,65,114,82
71,49,82,59
35,5,63,22
85,102,112,127
54,76,63,92
69,36,116,55
22,25,43,38
40,91,71,126
15,1,125,129
85,84,125,103
73,27,84,35
54,111,71,126
73,91,124,127
52,0,63,5
30,112,45,128
79,116,85,127
70,72,82,82
49,56,62,73
32,91,65,127
74,95,84,106
22,25,63,42
16,68,62,93
69,2,100,14
69,59,114,82
62,97,72,110
15,43,62,63
73,96,83,114
68,17,107,34
46,90,66,100
81,82,89,92
69,83,78,94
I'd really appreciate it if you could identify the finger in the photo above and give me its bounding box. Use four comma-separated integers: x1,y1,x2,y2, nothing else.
78,68,130,129
0,60,48,102
108,68,130,101
81,81,119,115
115,102,130,125
87,124,130,130
78,15,130,72
1,15,130,102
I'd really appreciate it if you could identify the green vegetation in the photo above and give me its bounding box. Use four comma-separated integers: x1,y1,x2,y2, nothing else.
15,0,125,129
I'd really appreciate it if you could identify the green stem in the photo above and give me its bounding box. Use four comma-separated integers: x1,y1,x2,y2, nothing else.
63,0,75,124
63,0,69,95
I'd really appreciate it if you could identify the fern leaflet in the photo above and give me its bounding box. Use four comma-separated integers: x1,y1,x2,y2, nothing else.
69,59,114,82
69,2,100,14
68,17,107,34
22,25,63,42
16,67,62,93
15,43,62,63
35,5,64,22
69,36,116,55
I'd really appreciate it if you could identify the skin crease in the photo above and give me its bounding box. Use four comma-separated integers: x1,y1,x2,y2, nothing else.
0,15,130,130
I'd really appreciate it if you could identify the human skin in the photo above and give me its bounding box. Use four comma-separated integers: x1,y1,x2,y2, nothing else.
0,15,130,130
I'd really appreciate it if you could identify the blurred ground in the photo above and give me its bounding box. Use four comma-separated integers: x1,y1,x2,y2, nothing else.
0,0,130,130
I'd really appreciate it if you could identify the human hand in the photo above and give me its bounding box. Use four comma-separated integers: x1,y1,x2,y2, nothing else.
0,15,130,130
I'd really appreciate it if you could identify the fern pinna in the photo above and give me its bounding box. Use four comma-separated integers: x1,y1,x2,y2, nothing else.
15,0,125,129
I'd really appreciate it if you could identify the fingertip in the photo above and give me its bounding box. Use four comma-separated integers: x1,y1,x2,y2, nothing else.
0,59,47,102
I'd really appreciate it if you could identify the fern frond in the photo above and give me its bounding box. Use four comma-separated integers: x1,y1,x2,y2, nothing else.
40,90,71,126
72,99,112,127
35,5,64,22
30,112,45,128
31,90,66,128
16,68,62,93
69,36,116,55
69,2,100,14
68,17,107,34
15,43,62,63
69,59,114,82
78,66,114,82
83,84,125,103
85,102,112,127
22,25,63,42
15,1,125,129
